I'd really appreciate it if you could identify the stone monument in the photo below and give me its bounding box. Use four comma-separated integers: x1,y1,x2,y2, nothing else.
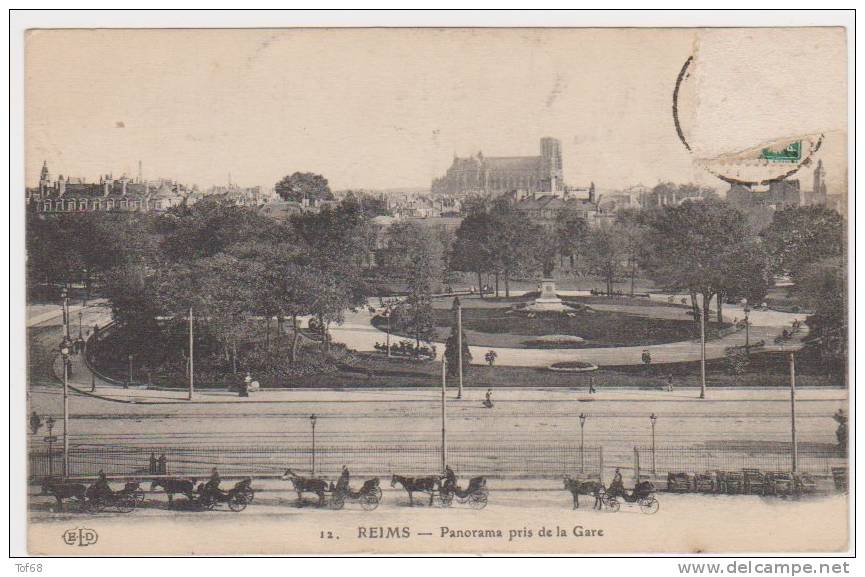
528,278,568,312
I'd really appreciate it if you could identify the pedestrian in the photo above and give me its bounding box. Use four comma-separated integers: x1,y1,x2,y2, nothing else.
484,388,493,408
149,453,157,474
157,453,167,474
666,374,674,392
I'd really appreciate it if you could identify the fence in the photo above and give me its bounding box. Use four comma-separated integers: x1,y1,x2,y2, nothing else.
633,444,847,479
29,443,604,481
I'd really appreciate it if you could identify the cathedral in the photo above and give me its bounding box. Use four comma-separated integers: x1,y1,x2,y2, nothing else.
431,137,564,196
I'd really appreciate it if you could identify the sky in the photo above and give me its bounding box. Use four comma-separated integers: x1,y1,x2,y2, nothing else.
25,28,847,193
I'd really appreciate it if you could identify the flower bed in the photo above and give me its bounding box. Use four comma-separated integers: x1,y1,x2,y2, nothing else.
523,334,586,348
548,361,599,372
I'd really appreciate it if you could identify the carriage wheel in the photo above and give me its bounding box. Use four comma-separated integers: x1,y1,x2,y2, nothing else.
468,492,488,510
116,495,136,514
134,490,145,505
330,494,345,510
372,487,383,501
90,498,107,513
242,489,255,503
607,498,620,512
639,497,659,515
201,495,216,511
360,494,379,511
228,494,248,512
440,492,453,508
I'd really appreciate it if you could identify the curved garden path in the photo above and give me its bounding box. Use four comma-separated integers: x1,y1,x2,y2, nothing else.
329,292,809,368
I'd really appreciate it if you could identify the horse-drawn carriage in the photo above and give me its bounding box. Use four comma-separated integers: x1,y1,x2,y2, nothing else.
40,476,141,513
191,479,250,512
588,480,658,514
282,468,382,510
391,473,488,509
440,476,488,509
328,478,382,510
85,482,140,513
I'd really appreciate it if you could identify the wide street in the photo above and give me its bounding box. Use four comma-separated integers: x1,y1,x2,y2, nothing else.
27,489,849,555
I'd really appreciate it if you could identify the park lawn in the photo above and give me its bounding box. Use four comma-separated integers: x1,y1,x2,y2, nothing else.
375,300,730,349
87,334,842,390
283,349,842,389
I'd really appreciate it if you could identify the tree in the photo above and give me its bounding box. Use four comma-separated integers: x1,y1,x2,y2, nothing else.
762,205,844,280
714,239,771,322
554,205,588,271
488,197,527,297
640,199,755,325
583,221,626,297
444,326,472,376
614,208,646,296
794,257,846,366
379,221,443,352
484,350,498,367
159,196,280,263
451,211,496,298
275,172,333,203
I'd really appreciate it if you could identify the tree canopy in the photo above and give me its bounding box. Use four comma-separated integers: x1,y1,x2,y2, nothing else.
274,172,334,203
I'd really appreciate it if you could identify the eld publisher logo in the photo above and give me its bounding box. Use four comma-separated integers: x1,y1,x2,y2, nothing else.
63,527,98,547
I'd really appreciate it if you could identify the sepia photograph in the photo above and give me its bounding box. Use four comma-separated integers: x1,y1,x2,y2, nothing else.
12,12,853,558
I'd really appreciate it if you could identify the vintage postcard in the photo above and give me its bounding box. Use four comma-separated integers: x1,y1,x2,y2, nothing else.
19,23,850,556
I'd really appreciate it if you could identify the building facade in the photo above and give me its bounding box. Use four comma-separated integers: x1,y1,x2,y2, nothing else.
431,137,564,196
28,161,188,214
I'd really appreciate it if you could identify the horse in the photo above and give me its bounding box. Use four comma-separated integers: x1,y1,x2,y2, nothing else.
563,475,605,510
391,474,440,506
150,478,195,506
282,468,328,507
41,477,87,512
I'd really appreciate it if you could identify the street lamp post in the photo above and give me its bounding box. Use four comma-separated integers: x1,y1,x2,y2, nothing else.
60,337,72,477
741,298,751,350
61,287,70,339
441,355,448,474
650,413,658,477
385,308,392,358
78,309,83,340
127,354,134,388
579,413,586,473
310,414,317,476
789,353,798,474
699,294,706,399
188,306,194,401
44,416,57,477
452,297,463,399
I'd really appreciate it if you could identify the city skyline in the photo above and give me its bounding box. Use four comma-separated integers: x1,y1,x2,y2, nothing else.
26,28,847,193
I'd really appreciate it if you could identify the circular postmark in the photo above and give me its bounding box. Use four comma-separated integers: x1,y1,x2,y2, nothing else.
672,55,823,188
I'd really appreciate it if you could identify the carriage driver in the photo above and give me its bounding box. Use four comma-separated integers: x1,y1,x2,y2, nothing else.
336,465,350,493
92,469,112,499
609,468,624,498
443,465,457,492
204,467,223,496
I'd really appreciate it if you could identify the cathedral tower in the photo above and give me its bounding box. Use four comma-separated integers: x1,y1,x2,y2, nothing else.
540,137,563,193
